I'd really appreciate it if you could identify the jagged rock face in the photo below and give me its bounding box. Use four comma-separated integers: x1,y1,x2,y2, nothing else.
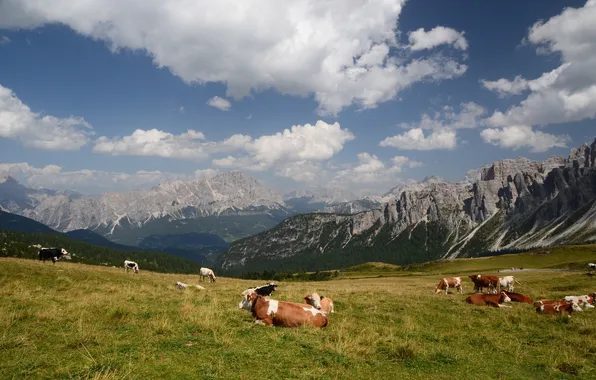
219,138,596,273
0,171,289,244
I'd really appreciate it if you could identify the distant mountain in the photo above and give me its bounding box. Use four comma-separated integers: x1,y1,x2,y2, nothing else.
0,209,60,234
217,137,596,275
1,171,290,246
283,187,362,213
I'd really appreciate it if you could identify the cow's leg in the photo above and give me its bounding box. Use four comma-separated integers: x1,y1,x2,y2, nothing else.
255,318,273,326
52,257,57,264
444,284,449,294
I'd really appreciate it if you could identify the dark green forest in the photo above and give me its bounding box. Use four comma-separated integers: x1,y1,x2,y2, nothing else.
0,230,204,274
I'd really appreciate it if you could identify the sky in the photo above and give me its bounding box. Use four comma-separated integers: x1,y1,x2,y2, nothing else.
0,0,595,197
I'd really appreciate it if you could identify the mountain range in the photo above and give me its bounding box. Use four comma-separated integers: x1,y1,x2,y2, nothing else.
217,138,596,274
0,171,361,253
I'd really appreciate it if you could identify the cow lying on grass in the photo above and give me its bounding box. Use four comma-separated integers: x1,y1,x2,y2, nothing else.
238,290,328,328
503,291,533,304
303,292,335,315
535,300,582,317
435,277,463,294
465,291,512,308
564,295,594,309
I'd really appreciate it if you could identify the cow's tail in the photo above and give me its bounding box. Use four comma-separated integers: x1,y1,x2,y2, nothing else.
515,279,522,285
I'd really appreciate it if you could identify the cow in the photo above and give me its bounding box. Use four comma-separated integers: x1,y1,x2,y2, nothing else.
38,247,71,264
498,276,521,292
252,282,278,296
239,290,328,328
588,263,596,270
564,295,595,309
434,277,463,294
303,292,335,315
124,260,139,273
535,300,582,317
468,274,500,294
176,281,188,289
199,267,216,283
503,291,533,304
465,291,512,308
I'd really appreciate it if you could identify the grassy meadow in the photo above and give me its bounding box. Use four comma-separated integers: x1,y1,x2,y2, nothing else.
1,247,596,379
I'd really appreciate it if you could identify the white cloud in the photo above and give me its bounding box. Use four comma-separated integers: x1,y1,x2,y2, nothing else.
206,96,231,111
400,102,486,130
0,36,10,45
246,114,252,120
480,125,571,153
92,129,251,160
0,162,218,193
380,128,456,151
0,0,468,115
178,106,184,113
483,1,596,127
391,155,423,170
0,84,93,150
408,26,468,51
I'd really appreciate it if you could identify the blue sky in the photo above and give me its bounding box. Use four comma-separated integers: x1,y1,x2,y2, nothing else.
0,0,594,196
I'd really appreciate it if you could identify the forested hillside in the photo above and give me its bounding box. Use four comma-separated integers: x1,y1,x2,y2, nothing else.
0,230,204,274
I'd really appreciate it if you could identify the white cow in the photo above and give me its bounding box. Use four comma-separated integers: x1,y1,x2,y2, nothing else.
498,275,521,292
588,263,596,270
199,267,216,283
124,260,139,273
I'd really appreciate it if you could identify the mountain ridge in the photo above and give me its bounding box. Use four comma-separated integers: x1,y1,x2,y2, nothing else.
217,137,596,274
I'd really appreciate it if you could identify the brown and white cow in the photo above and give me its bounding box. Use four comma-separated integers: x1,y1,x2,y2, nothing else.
535,300,582,317
303,292,335,315
434,277,463,294
465,291,512,308
502,291,533,304
564,295,595,309
239,290,328,328
468,274,500,294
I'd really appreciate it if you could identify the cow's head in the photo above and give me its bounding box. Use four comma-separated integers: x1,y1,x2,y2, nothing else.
304,292,322,310
568,301,583,313
238,289,256,311
60,248,72,260
499,291,512,303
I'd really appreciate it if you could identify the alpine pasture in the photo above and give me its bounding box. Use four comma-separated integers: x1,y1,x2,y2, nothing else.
1,246,596,379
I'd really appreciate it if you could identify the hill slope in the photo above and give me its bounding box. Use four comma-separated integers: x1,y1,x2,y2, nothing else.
218,138,596,274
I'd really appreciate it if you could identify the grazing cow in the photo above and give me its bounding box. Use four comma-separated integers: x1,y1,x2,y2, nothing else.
468,274,500,294
199,267,216,283
535,300,582,317
253,282,278,296
588,263,596,270
503,291,533,304
465,291,512,308
498,276,522,292
303,292,335,315
124,260,139,273
38,247,71,264
564,295,595,309
239,290,328,328
434,277,463,294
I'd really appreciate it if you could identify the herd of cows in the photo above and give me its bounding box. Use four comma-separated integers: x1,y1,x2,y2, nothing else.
436,272,595,318
37,246,596,327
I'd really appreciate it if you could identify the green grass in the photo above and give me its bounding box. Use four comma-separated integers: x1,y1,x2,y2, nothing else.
2,252,596,379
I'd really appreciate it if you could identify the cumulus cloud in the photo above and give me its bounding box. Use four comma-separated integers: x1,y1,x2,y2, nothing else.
380,127,457,150
0,36,10,45
93,129,250,160
483,0,596,127
0,84,93,150
327,153,421,190
480,125,570,153
0,162,217,194
206,96,231,111
408,26,468,51
0,0,468,115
